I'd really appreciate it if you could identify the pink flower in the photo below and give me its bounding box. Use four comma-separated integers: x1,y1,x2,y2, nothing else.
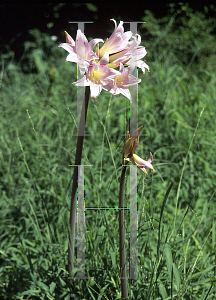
112,34,149,74
103,63,141,102
96,20,149,75
59,19,149,100
98,19,132,59
59,30,103,76
73,52,120,99
127,34,149,74
128,153,155,175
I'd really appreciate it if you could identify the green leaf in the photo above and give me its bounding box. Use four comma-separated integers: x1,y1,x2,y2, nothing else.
110,250,116,269
19,289,40,297
87,286,97,300
164,243,173,282
98,283,109,300
95,225,106,252
50,281,56,293
159,283,168,299
59,276,66,287
37,281,49,291
173,263,180,291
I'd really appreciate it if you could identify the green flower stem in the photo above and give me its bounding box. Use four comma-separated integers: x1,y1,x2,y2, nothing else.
119,162,129,298
68,86,90,281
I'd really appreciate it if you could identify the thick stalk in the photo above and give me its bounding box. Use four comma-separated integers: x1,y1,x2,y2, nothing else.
68,86,90,280
119,163,129,298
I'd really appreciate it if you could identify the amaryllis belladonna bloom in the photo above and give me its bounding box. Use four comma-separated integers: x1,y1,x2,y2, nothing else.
59,19,149,101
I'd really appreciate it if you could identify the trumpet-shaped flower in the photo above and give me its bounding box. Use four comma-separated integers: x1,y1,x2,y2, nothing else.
98,19,132,59
97,20,149,75
112,34,149,74
59,30,103,76
59,18,149,100
73,52,120,99
126,153,155,175
103,63,141,102
127,34,150,74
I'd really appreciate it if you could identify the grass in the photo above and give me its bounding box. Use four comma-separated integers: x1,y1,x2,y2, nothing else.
0,4,216,299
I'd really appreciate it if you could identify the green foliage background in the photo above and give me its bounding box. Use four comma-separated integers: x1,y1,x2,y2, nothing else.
0,3,216,299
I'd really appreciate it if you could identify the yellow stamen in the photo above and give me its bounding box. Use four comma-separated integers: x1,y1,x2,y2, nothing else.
90,69,102,84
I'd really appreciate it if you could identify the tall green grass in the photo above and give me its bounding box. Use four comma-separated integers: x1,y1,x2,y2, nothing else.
0,4,216,299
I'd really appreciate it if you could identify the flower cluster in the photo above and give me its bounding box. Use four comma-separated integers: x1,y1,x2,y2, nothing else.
123,126,155,175
59,19,149,102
